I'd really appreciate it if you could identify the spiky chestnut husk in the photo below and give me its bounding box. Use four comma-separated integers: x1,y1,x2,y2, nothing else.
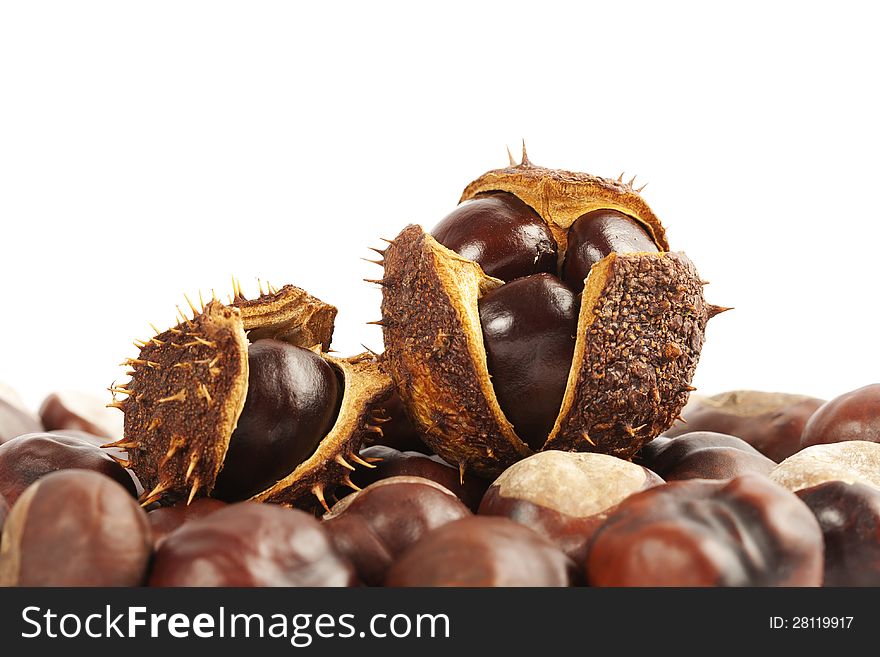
380,154,724,478
110,285,392,511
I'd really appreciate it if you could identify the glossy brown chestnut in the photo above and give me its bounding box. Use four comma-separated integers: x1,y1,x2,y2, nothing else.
50,429,144,496
0,432,137,506
149,502,356,587
562,209,657,293
479,273,577,450
147,498,227,548
212,339,341,501
39,390,122,441
351,445,489,511
664,391,825,461
637,431,776,481
323,476,471,586
801,384,880,448
586,474,824,586
431,191,558,282
385,516,575,587
478,451,663,562
0,470,152,586
796,480,880,586
0,397,42,446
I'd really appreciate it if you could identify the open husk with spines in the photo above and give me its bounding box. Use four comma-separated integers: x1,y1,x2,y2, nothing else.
379,151,726,479
108,284,393,511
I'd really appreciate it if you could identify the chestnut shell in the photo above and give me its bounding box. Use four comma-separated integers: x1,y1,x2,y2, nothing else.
115,285,392,510
380,155,717,477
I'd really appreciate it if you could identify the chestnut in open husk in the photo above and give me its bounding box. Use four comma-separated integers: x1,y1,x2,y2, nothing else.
586,474,824,586
378,149,724,477
110,284,392,510
0,470,152,586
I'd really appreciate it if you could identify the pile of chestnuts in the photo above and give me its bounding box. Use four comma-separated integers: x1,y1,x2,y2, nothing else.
1,152,878,588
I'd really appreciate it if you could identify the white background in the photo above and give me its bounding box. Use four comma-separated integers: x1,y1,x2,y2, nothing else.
1,1,878,412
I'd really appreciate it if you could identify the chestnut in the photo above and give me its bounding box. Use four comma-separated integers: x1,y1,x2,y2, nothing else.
431,191,558,282
211,338,341,501
351,445,489,511
0,396,42,446
382,158,719,479
769,440,880,492
586,474,824,586
801,383,880,449
385,516,576,587
0,491,7,535
0,432,137,506
562,209,657,294
479,273,578,450
147,498,227,548
323,475,471,585
0,470,152,586
478,451,662,562
637,431,776,481
39,390,122,441
664,391,824,461
149,502,357,587
796,481,880,586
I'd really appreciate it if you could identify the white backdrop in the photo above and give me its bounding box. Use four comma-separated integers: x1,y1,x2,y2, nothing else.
1,1,878,412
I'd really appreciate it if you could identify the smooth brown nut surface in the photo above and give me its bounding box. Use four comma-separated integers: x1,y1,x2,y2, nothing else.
352,445,489,511
431,191,558,282
385,515,575,587
212,339,341,501
0,470,152,586
562,209,658,293
149,502,357,587
39,390,123,442
796,481,880,586
0,432,138,506
801,384,880,448
637,431,776,481
0,398,42,446
323,476,471,586
147,498,227,548
769,440,880,492
586,474,824,586
479,273,577,450
664,391,824,461
478,451,662,562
